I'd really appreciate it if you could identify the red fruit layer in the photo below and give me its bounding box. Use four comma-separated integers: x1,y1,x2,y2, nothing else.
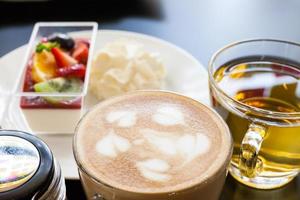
51,47,78,68
20,96,82,109
20,37,90,109
72,42,89,64
23,60,35,92
74,38,90,47
56,64,86,79
21,58,82,109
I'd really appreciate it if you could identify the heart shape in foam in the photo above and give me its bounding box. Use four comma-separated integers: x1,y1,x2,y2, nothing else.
96,130,131,158
136,159,171,182
152,105,184,126
177,133,210,164
141,128,210,162
106,110,137,127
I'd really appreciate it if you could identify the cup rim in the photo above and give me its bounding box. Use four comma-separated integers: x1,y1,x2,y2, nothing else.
208,38,300,119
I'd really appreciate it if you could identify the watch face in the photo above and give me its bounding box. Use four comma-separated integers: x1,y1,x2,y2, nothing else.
0,130,54,200
0,136,40,192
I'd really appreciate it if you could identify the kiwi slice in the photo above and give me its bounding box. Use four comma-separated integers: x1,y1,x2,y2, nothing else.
34,77,83,104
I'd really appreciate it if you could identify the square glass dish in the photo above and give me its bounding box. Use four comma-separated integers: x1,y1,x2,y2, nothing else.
2,22,98,134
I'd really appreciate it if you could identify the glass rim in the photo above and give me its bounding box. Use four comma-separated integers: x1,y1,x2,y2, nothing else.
208,38,300,119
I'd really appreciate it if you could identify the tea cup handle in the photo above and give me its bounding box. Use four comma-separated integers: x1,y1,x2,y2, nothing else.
239,123,267,177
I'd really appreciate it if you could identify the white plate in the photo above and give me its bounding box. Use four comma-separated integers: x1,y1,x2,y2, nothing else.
0,30,209,179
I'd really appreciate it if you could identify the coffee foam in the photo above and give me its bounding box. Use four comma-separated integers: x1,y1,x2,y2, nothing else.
106,110,137,127
136,159,171,182
96,130,131,158
141,128,210,159
75,91,231,194
152,105,184,126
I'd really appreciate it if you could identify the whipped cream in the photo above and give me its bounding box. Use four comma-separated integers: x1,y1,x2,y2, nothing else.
90,39,166,100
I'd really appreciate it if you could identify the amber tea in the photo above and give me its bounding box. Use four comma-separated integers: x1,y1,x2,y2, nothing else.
211,56,300,189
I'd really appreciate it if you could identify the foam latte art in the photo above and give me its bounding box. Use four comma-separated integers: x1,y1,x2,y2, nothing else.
152,105,185,126
106,110,137,127
75,91,232,194
136,159,171,182
141,129,210,158
96,130,131,158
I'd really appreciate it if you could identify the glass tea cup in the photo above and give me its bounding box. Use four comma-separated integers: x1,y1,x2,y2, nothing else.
208,39,300,189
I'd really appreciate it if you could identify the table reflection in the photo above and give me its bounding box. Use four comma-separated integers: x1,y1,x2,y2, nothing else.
221,175,300,200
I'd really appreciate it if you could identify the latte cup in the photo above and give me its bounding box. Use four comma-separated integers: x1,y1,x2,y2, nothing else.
73,91,232,200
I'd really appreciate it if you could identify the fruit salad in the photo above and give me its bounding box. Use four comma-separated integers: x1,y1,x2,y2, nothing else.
20,33,90,109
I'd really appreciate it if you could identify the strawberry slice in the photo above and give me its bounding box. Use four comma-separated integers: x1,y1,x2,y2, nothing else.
72,42,89,64
56,64,86,78
51,47,77,68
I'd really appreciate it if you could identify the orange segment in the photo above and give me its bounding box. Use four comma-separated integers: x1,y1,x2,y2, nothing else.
32,50,57,83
